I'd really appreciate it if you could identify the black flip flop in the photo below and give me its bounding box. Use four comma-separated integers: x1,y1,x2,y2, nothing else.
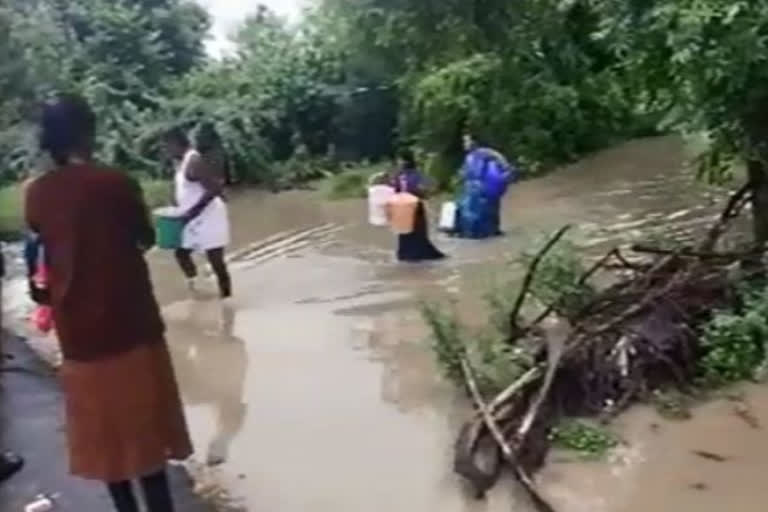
0,451,24,483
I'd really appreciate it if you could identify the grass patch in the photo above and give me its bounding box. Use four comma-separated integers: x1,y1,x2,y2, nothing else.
697,283,768,387
0,184,24,241
422,268,538,397
322,162,391,200
550,420,619,458
139,179,173,210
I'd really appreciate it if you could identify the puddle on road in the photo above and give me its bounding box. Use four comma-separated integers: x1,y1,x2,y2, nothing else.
5,136,765,511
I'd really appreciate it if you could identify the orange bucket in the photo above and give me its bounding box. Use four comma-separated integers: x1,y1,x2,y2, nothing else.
387,193,419,234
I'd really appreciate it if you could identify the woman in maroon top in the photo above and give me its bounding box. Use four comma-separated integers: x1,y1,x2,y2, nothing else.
25,95,192,512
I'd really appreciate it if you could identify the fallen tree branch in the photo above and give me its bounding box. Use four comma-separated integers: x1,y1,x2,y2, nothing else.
510,225,573,336
450,184,753,501
468,367,543,423
516,340,563,445
631,244,749,261
461,359,556,512
700,182,752,252
528,247,628,329
584,273,685,338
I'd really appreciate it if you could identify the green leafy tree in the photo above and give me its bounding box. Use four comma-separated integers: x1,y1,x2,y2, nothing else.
603,0,768,247
318,0,653,175
0,0,210,179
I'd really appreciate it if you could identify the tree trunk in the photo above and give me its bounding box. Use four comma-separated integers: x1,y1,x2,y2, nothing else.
744,99,768,268
747,158,768,250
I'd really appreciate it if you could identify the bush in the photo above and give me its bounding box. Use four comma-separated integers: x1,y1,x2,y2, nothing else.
324,162,390,200
138,179,173,210
0,184,24,240
423,271,536,397
423,151,460,194
550,420,619,457
521,237,597,319
697,285,768,386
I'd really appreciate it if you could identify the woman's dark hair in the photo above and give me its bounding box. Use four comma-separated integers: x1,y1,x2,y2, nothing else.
193,122,221,154
40,94,96,166
399,148,417,169
164,128,190,148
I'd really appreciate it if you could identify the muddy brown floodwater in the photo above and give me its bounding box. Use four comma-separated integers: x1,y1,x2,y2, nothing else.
5,136,768,511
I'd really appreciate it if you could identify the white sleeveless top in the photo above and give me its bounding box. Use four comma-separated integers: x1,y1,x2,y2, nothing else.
175,149,230,251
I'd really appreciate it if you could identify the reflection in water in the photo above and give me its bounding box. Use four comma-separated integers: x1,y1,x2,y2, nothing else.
357,314,446,414
165,300,248,467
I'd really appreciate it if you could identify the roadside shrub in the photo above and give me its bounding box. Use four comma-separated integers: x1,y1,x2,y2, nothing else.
697,285,768,386
521,238,597,319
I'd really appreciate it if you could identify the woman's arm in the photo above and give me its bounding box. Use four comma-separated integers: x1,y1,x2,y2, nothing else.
183,152,222,224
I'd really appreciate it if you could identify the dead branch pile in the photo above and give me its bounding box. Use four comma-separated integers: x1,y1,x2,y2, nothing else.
453,184,756,511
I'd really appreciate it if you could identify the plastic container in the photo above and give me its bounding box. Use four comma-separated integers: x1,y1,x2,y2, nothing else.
438,201,457,231
25,494,57,512
387,193,419,235
153,207,184,250
368,184,395,226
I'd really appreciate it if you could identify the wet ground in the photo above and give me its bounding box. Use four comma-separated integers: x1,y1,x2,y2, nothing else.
5,136,767,511
0,334,214,511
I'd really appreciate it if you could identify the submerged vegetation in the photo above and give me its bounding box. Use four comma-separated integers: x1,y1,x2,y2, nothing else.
698,284,768,387
550,420,619,458
424,190,768,509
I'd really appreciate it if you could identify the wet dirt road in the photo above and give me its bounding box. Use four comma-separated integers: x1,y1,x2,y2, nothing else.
6,136,767,511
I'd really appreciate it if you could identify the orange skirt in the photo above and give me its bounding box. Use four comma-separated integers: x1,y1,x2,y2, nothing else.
59,340,193,482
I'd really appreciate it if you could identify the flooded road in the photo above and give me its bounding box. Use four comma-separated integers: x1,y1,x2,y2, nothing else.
5,136,766,511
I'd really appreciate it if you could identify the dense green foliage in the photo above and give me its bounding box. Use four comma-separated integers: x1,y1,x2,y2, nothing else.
550,420,619,458
599,0,768,244
0,0,665,188
2,0,768,232
521,238,597,318
0,0,211,179
320,0,659,177
698,284,768,386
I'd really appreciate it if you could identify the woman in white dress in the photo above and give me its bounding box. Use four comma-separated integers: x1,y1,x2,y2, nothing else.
164,129,232,299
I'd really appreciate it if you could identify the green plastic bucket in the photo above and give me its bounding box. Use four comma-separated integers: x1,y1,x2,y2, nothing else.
154,209,183,250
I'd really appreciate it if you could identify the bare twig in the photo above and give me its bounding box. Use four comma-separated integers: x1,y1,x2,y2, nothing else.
612,248,642,270
516,340,563,444
460,359,556,512
632,244,748,261
700,182,753,252
468,367,543,424
529,247,626,329
510,225,572,335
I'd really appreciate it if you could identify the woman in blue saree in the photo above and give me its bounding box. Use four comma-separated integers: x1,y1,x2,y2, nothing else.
390,150,446,262
455,134,513,239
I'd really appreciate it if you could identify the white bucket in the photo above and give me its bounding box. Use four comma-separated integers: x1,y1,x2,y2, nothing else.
439,201,457,231
368,185,395,226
